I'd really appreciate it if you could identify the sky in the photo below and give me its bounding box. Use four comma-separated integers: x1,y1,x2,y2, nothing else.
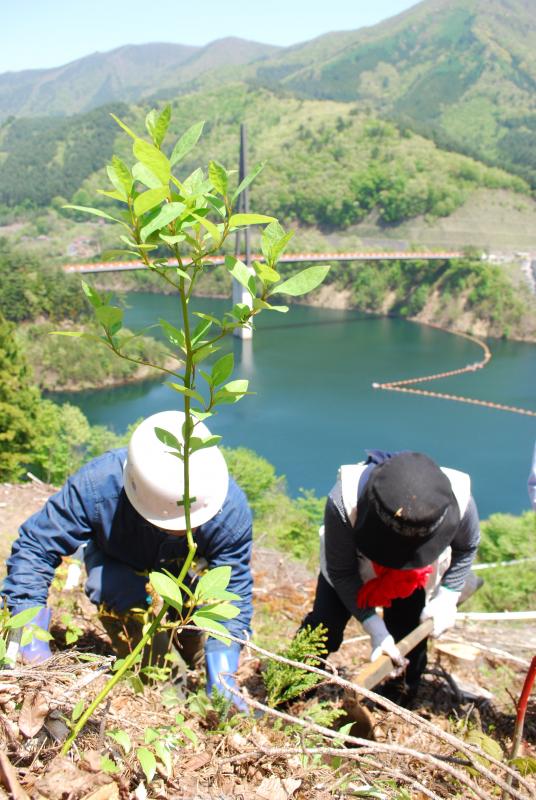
0,0,419,74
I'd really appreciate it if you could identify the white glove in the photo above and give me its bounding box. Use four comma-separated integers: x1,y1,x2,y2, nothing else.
362,614,406,666
420,585,461,638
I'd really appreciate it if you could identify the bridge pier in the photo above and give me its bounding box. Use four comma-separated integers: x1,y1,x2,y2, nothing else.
233,124,254,340
232,271,254,340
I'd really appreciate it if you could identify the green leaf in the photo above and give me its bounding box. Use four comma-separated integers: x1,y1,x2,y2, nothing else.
6,607,40,629
132,161,162,189
189,435,222,453
110,113,137,139
111,156,133,195
191,318,212,345
170,121,204,167
192,343,221,365
511,756,536,775
149,572,183,609
196,566,232,600
62,205,125,225
465,730,503,762
253,260,280,284
140,201,186,242
271,265,330,297
154,426,181,452
133,138,171,185
145,109,158,140
191,410,213,422
232,161,265,203
211,353,234,387
137,747,157,783
160,319,185,350
154,741,172,776
95,306,123,331
154,105,172,147
96,189,126,202
144,727,159,744
191,212,221,244
261,221,294,263
214,378,249,404
20,628,35,647
208,161,228,195
225,256,255,295
133,186,169,217
106,165,129,200
197,602,240,621
191,613,230,642
51,331,108,344
146,106,172,148
100,755,122,774
193,312,222,327
165,382,205,405
178,723,199,747
229,213,275,227
71,700,85,722
252,298,288,313
159,233,186,245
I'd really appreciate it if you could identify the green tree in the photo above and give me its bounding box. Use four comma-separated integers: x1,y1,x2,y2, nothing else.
0,312,40,480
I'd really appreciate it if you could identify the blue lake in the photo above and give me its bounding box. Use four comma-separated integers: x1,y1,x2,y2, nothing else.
52,293,536,519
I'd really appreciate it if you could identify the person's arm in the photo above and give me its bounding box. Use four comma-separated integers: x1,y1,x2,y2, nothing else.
3,466,96,612
200,480,253,710
323,488,374,624
528,442,536,511
439,496,480,592
421,496,480,637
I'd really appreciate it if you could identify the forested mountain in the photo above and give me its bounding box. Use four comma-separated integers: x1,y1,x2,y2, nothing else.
1,1,535,186
0,84,528,231
250,0,536,185
0,39,278,119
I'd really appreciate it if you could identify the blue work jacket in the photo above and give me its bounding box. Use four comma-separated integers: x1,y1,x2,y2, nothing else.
3,449,253,644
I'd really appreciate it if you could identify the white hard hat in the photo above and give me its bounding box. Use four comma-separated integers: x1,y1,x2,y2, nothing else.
123,410,229,530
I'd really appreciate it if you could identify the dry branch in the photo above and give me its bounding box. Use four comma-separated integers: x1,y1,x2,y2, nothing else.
182,626,532,798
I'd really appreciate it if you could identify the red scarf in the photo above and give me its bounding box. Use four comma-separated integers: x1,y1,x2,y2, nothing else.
357,561,433,609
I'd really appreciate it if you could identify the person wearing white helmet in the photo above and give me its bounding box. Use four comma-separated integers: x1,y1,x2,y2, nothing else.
3,411,253,709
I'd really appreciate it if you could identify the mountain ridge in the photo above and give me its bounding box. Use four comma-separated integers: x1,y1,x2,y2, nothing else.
0,38,279,118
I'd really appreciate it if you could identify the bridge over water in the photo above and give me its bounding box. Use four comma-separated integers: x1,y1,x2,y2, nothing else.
64,250,464,339
63,250,463,274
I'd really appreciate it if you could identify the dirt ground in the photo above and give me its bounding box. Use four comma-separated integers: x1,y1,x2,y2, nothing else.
1,482,535,800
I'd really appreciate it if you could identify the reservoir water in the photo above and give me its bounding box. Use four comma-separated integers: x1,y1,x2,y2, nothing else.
52,293,536,519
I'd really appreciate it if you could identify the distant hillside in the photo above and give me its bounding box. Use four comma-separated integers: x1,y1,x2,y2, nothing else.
251,0,536,185
0,39,278,118
0,84,529,239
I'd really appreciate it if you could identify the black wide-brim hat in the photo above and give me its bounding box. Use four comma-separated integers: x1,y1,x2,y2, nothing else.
355,452,460,569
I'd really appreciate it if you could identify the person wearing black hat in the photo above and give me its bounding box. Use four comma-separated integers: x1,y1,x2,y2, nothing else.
301,450,480,700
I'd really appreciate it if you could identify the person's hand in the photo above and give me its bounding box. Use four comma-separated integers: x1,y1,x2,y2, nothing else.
19,607,53,664
205,641,248,712
362,614,406,667
420,586,460,638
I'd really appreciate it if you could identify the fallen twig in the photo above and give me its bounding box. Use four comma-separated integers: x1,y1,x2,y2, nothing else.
223,745,445,800
182,626,532,798
221,677,520,800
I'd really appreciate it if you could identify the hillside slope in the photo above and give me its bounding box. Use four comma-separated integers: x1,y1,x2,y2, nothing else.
0,84,530,235
252,0,536,184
